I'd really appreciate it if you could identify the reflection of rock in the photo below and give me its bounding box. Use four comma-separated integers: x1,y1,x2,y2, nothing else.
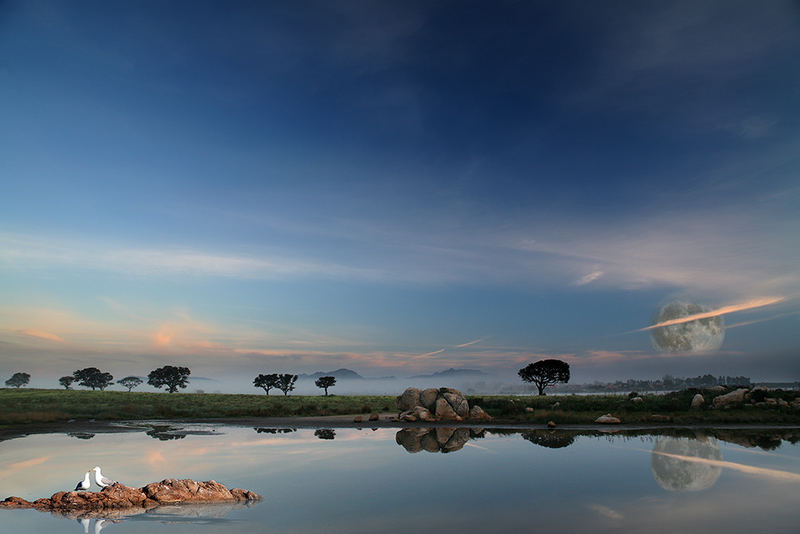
146,428,186,441
522,430,575,449
395,428,470,453
0,479,261,516
651,437,722,491
314,429,336,440
396,387,490,422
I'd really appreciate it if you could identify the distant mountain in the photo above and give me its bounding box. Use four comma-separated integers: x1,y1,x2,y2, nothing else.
299,368,364,380
410,368,488,379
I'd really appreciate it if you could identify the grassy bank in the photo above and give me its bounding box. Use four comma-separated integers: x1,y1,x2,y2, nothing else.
1,388,798,426
0,389,396,425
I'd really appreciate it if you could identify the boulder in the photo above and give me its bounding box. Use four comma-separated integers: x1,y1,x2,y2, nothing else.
712,388,748,408
397,388,421,412
420,388,439,410
691,394,705,409
368,413,380,421
551,401,561,408
353,415,363,423
412,406,435,422
0,480,260,515
525,407,534,413
778,398,789,408
547,421,557,428
595,414,621,424
631,397,644,403
469,405,492,420
435,397,460,421
707,385,726,392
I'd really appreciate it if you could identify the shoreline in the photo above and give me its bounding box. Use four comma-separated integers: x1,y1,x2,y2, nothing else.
3,415,800,442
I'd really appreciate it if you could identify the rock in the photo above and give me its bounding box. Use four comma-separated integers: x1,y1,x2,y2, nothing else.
712,388,748,408
412,406,435,422
0,480,260,515
551,401,561,408
420,388,439,410
525,407,534,413
368,413,379,421
765,397,778,406
631,397,644,403
691,394,705,409
435,397,460,420
547,421,556,428
778,398,789,408
707,385,726,392
397,388,421,412
595,414,621,424
469,405,492,420
353,415,363,423
398,412,416,422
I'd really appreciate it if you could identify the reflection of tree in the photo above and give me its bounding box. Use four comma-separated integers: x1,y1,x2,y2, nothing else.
521,430,575,449
314,429,336,440
651,437,722,492
253,427,296,434
68,432,95,440
146,426,186,441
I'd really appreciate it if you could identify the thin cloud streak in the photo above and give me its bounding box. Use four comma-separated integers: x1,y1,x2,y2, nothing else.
651,451,800,483
16,328,65,343
637,297,785,332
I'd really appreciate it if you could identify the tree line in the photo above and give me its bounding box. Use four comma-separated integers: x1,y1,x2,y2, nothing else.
3,366,192,393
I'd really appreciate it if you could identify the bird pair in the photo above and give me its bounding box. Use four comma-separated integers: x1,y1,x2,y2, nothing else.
75,466,116,491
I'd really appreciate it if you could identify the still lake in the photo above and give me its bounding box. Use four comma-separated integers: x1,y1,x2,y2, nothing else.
2,423,799,533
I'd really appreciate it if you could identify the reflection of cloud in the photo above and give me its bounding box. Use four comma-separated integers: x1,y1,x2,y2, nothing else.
639,297,785,331
0,455,51,480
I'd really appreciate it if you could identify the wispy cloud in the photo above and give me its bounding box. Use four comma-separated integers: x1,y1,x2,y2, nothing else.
16,328,64,343
637,297,785,332
574,271,604,286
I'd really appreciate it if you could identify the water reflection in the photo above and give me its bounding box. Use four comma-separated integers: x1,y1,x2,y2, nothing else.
68,433,95,440
253,428,296,434
314,429,336,440
520,430,575,449
395,428,484,453
650,437,723,491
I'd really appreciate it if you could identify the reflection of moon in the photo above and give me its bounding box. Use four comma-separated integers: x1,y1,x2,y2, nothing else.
650,301,724,352
651,437,722,491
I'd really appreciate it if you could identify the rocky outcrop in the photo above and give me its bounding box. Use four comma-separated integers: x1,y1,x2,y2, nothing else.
0,479,261,515
396,387,490,422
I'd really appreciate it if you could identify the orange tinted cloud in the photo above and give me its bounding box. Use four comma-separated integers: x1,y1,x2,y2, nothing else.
17,328,64,342
638,296,785,331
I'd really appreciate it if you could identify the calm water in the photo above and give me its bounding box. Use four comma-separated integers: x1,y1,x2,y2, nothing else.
2,423,799,533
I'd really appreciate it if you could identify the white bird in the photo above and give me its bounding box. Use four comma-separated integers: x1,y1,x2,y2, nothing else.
74,471,91,491
92,466,116,488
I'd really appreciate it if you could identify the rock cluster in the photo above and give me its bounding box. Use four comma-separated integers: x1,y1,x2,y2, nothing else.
0,479,261,516
396,387,491,422
701,387,800,410
395,427,482,453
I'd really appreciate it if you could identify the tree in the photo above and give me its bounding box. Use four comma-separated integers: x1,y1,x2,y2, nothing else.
5,372,30,388
276,374,298,396
117,376,143,392
518,359,570,395
73,368,114,390
147,365,191,393
253,373,279,395
314,376,336,396
58,376,75,389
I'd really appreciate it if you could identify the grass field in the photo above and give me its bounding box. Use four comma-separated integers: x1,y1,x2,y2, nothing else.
1,388,798,426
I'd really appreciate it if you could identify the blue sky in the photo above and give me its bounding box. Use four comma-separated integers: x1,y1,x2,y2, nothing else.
1,1,798,388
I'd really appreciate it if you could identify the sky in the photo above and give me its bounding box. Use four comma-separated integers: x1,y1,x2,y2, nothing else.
1,0,799,391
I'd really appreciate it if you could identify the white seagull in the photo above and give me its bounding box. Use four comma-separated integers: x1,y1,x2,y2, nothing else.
74,471,91,491
92,466,116,488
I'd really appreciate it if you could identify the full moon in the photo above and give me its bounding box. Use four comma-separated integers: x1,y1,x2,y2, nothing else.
651,437,723,492
650,300,725,352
